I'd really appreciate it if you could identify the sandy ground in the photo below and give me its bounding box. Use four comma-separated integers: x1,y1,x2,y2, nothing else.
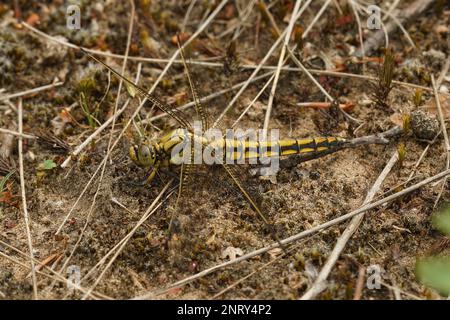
0,0,449,299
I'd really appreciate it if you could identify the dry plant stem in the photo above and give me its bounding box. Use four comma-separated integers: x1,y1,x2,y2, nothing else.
79,194,170,283
393,283,402,300
144,66,440,126
350,0,365,72
303,0,332,37
212,1,312,128
301,151,398,300
309,69,442,94
379,281,421,300
383,0,401,20
297,102,353,111
55,157,104,234
432,75,450,208
285,47,361,123
143,71,273,124
286,48,352,110
219,0,256,40
181,0,198,33
0,128,36,140
61,64,143,168
105,0,134,164
332,0,343,14
263,0,340,122
353,266,366,300
0,250,105,299
212,25,285,128
22,22,234,67
0,239,110,300
258,0,281,36
61,99,131,168
0,125,16,159
211,242,303,299
56,0,227,232
50,1,136,292
232,72,275,128
21,22,448,97
17,99,38,299
49,1,227,295
437,57,450,88
371,130,441,203
354,0,433,56
80,180,174,300
0,81,63,102
263,0,303,133
135,167,450,299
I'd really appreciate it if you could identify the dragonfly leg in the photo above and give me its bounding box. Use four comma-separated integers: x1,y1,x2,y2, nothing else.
145,165,159,184
168,162,192,236
125,163,160,187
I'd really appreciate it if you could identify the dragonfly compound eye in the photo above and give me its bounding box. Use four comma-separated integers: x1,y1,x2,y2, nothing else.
136,145,154,166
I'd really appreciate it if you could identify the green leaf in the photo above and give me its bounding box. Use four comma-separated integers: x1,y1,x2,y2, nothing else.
39,160,57,171
0,171,15,193
416,257,450,296
433,204,450,236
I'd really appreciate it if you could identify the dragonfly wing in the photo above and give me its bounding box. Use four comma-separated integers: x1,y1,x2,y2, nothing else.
176,35,210,132
80,48,193,132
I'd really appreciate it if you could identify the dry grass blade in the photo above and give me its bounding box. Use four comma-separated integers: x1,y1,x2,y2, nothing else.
80,180,174,300
49,0,136,293
56,0,228,233
354,0,433,56
263,0,303,133
47,0,228,296
134,167,450,299
432,75,450,208
36,130,70,154
0,81,63,102
0,157,17,177
212,1,312,129
301,151,398,299
0,239,111,299
0,128,37,140
17,98,38,299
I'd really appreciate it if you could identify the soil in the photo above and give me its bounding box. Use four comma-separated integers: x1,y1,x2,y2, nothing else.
0,0,449,300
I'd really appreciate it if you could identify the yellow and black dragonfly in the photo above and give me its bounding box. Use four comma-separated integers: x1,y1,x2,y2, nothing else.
80,43,399,241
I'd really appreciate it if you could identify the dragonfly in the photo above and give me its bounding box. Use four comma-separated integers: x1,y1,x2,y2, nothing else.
80,41,397,242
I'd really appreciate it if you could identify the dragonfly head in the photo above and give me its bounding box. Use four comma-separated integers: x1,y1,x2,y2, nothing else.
129,141,159,168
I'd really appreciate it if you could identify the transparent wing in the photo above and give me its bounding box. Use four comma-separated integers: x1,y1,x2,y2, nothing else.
176,35,210,132
81,48,193,132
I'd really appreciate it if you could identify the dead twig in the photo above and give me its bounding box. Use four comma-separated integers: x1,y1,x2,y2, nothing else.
0,81,63,102
263,0,302,134
134,167,450,299
432,75,450,208
49,0,136,294
0,128,37,140
353,266,366,300
0,125,16,159
17,98,38,299
301,151,398,299
80,180,174,300
354,0,434,56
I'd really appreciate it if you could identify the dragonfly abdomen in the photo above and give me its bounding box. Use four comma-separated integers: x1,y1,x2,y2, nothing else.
222,137,347,162
164,133,347,164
